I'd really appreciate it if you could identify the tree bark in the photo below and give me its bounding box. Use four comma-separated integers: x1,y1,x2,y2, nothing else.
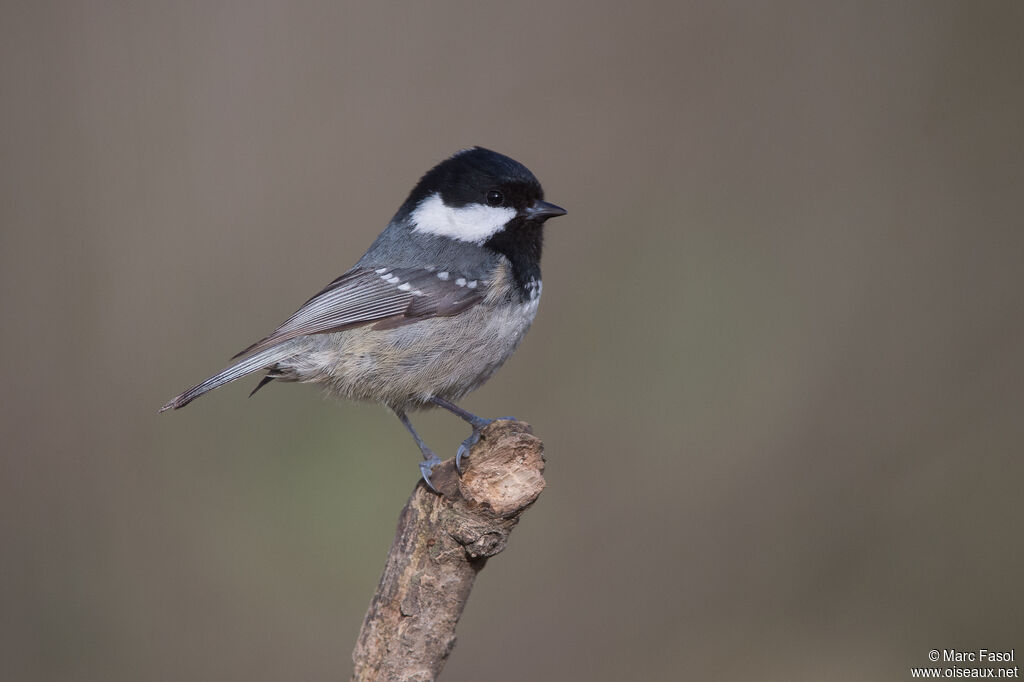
351,420,546,681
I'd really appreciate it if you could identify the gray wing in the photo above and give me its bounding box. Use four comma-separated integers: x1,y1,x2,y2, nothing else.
232,266,485,359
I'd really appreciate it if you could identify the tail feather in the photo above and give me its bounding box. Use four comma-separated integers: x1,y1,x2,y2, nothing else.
159,347,295,412
248,372,277,398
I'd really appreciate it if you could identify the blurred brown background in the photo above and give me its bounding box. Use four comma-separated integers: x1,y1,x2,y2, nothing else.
3,2,1022,680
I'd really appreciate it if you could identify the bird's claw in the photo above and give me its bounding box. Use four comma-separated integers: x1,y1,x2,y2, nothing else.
419,453,443,493
454,417,517,475
455,432,480,475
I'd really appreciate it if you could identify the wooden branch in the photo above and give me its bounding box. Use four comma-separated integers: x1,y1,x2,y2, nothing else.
351,420,546,681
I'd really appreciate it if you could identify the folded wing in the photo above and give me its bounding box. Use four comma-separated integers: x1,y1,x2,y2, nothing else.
234,266,485,357
161,266,486,411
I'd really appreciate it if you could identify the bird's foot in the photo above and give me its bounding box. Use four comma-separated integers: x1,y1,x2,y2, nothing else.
454,416,517,475
455,432,481,475
419,452,443,493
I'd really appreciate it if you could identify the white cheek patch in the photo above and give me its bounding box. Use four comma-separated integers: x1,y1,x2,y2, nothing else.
411,192,515,244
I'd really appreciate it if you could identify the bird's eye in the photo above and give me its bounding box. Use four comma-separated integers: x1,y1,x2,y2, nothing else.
486,190,504,206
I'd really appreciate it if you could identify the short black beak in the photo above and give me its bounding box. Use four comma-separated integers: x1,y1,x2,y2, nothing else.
525,200,567,221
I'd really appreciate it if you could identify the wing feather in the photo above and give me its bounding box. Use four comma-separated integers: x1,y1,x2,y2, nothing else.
232,267,484,358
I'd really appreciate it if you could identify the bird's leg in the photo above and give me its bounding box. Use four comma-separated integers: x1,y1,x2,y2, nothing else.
430,396,493,429
395,409,442,493
429,396,516,475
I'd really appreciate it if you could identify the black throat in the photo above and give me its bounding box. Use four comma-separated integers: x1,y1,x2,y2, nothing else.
484,220,543,300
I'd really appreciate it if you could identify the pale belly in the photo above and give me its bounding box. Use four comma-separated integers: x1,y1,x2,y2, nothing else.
275,295,540,409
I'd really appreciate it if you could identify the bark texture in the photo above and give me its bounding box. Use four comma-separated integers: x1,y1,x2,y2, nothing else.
351,420,546,682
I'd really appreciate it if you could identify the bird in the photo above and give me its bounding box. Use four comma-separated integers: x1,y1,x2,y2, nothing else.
160,147,566,490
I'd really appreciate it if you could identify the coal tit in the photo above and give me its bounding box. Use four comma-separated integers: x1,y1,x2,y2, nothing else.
161,147,566,490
